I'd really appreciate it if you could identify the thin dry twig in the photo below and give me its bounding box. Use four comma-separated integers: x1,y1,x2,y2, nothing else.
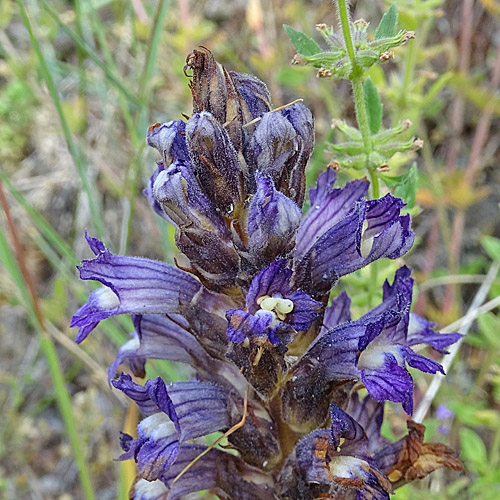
414,261,500,423
419,274,500,292
170,387,249,487
45,322,128,407
444,42,500,313
0,179,44,327
241,99,304,128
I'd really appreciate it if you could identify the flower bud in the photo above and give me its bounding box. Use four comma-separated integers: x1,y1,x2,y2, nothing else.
186,111,245,215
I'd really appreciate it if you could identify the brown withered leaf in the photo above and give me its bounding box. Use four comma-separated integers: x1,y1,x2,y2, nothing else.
387,420,464,486
184,47,249,152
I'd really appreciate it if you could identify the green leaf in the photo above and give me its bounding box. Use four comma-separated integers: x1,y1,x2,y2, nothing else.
398,10,418,31
478,313,500,348
277,66,311,86
460,428,488,474
481,235,500,261
284,25,321,57
395,165,418,208
380,163,418,208
363,77,383,134
375,3,398,39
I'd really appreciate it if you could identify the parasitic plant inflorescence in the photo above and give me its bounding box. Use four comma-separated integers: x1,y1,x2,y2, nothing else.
72,48,463,500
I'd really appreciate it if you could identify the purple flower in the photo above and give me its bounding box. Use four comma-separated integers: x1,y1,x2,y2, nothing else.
294,169,414,297
281,267,460,428
279,404,392,499
247,174,302,264
70,232,201,343
71,48,462,498
226,258,321,346
436,403,455,435
113,374,230,480
107,314,210,382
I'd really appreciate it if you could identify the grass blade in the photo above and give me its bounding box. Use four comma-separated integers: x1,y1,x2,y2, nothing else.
124,0,172,252
40,335,97,500
87,0,141,147
0,172,78,265
0,184,96,500
16,0,106,241
40,0,141,107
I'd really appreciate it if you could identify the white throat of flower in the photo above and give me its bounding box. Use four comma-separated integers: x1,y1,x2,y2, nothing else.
135,478,168,496
95,287,120,309
328,455,368,479
360,219,375,258
139,412,177,440
357,341,404,371
256,295,294,321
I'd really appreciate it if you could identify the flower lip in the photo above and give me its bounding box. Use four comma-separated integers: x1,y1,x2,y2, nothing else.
134,478,168,499
139,412,177,440
70,234,201,344
93,287,120,309
226,259,321,345
357,342,404,371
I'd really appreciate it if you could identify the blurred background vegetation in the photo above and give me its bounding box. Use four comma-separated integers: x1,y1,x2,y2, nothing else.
1,0,500,498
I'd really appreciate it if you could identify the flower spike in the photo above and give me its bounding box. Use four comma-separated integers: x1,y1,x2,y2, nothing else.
71,48,462,499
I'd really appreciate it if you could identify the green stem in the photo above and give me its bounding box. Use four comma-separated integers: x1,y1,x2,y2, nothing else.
40,336,97,500
369,168,380,198
401,38,417,110
490,416,500,468
352,76,373,156
338,1,378,196
337,0,358,74
353,72,378,198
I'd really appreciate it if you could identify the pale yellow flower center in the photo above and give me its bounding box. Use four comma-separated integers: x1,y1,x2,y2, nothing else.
256,295,294,321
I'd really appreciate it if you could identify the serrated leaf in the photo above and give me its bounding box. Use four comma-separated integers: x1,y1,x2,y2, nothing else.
375,3,398,39
284,25,321,57
481,235,500,261
363,77,382,135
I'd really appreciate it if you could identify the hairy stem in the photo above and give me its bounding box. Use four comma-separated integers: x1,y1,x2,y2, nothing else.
352,76,373,158
337,0,358,73
368,167,380,199
337,0,377,197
